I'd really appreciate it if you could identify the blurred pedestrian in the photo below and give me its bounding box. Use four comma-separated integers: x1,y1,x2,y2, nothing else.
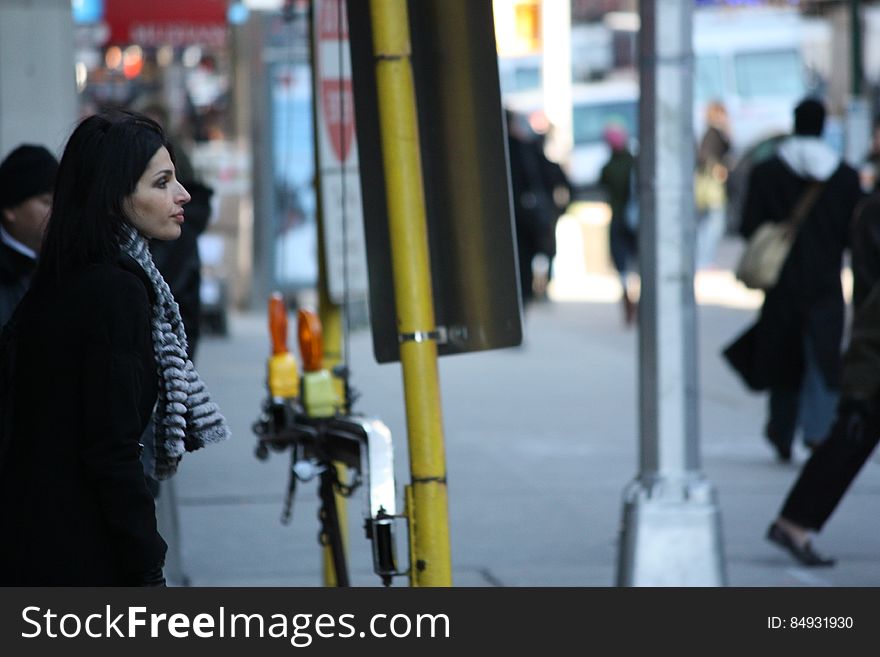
723,97,863,462
859,115,880,192
598,121,638,326
766,194,880,566
528,111,573,295
139,101,214,362
694,100,732,269
506,109,571,306
0,110,230,585
137,104,215,572
0,144,58,327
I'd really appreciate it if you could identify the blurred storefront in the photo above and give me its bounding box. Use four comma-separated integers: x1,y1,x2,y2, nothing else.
71,1,270,318
75,0,229,134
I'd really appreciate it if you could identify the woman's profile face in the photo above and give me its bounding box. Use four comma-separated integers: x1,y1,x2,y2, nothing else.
126,146,191,241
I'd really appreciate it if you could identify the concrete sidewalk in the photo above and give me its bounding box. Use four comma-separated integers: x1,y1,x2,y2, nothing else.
168,236,880,587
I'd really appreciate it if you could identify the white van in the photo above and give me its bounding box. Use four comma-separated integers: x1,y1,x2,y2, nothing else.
692,6,822,155
501,7,823,190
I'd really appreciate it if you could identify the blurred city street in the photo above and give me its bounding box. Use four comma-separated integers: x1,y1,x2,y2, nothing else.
170,218,880,587
2,0,880,597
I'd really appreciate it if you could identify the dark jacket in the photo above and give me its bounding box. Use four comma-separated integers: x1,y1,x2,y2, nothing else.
599,148,636,233
599,149,637,275
850,194,880,309
727,137,862,390
697,125,731,171
0,240,36,328
842,194,880,401
508,132,570,257
0,255,166,585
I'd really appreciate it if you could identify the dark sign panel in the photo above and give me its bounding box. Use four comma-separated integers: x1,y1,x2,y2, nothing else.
347,0,522,363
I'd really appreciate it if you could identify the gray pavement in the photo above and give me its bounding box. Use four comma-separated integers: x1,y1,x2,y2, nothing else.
167,235,880,587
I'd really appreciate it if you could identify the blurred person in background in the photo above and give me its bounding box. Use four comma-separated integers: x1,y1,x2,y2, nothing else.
724,98,862,462
139,101,215,504
599,121,638,326
139,101,214,363
506,109,571,306
0,145,58,327
694,100,732,269
526,110,573,296
859,115,880,193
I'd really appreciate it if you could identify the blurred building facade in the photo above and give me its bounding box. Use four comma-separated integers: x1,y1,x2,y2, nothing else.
2,0,880,310
0,0,77,156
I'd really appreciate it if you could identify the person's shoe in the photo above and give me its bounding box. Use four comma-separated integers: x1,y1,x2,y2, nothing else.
623,295,637,327
764,424,792,463
766,522,835,567
803,438,824,453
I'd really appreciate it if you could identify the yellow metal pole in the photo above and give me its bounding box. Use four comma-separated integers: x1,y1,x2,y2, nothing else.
316,211,349,587
310,0,348,587
368,0,452,587
316,221,345,402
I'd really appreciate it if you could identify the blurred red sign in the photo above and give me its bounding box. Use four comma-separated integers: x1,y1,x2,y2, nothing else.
318,0,348,41
318,0,355,163
321,79,355,163
103,0,227,47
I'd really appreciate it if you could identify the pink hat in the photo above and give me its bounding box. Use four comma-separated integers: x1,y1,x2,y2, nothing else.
603,123,628,151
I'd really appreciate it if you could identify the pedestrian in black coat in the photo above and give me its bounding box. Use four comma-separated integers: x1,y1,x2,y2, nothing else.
765,191,880,567
0,243,35,327
724,98,863,462
0,110,230,586
599,122,638,326
0,144,58,326
138,104,214,505
140,102,214,361
506,110,571,306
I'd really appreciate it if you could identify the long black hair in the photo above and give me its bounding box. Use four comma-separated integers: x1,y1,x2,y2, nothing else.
35,109,173,283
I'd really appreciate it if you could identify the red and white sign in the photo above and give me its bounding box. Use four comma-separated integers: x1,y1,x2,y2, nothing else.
318,0,355,163
320,79,356,163
103,0,227,47
314,0,368,304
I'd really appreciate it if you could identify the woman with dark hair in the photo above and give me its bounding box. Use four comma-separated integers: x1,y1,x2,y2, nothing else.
0,110,230,585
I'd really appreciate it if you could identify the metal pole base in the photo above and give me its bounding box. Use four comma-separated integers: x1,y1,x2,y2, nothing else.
616,478,727,587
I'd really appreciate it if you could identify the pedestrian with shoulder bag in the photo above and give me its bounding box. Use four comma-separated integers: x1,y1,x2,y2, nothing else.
722,98,863,463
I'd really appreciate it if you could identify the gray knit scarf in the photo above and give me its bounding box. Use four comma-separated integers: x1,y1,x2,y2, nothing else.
121,226,230,479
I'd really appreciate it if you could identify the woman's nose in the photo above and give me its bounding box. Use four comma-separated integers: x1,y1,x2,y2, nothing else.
178,183,192,205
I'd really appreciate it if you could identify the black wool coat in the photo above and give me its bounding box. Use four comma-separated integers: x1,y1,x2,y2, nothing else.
850,193,880,309
840,194,880,401
0,241,36,328
728,155,862,390
0,255,166,585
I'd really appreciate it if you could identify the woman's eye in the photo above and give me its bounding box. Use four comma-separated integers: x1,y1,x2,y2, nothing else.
157,179,168,189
